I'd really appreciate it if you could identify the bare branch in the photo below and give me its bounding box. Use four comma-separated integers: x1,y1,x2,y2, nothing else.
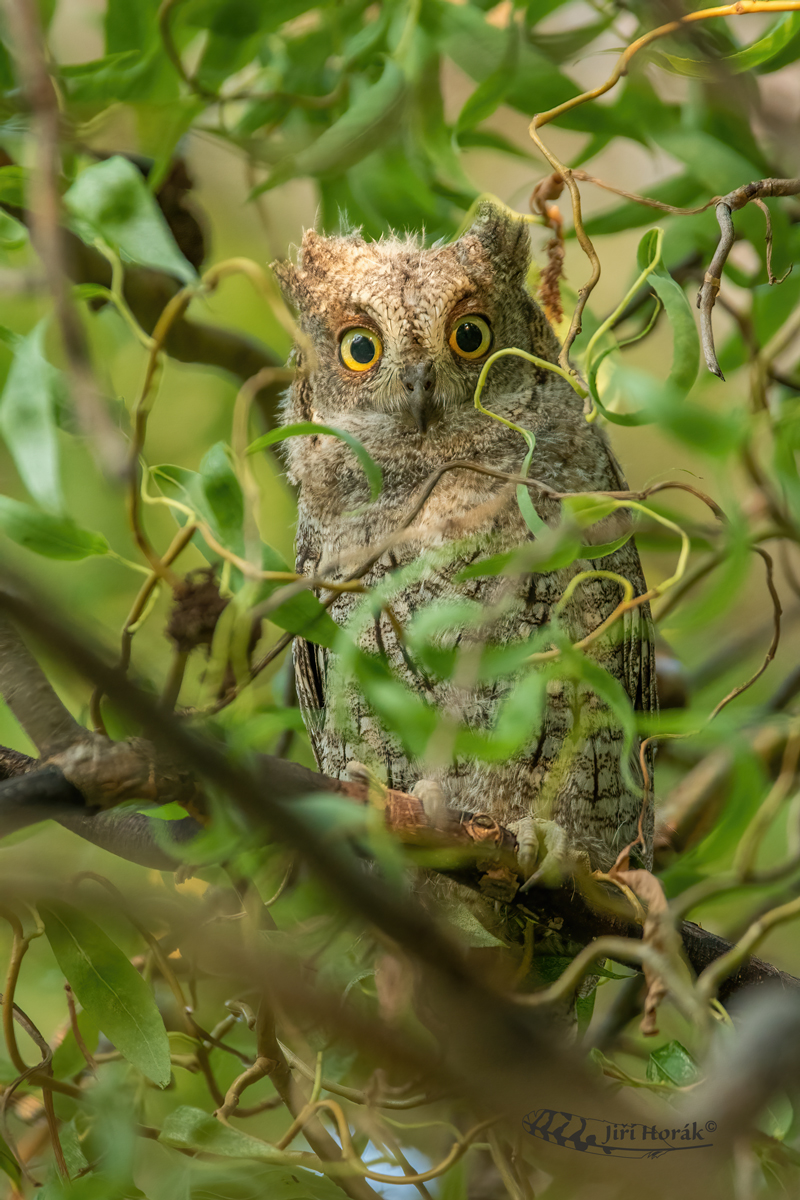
697,178,800,378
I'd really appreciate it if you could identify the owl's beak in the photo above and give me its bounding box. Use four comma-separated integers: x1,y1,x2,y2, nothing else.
400,361,437,433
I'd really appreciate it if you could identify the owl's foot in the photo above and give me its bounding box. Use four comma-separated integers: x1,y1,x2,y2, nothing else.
411,778,448,827
508,817,591,890
346,761,387,803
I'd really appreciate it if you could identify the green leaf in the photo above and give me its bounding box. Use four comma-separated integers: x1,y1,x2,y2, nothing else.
646,1040,699,1087
259,542,341,649
0,165,27,207
0,319,66,512
40,902,171,1088
63,156,197,284
634,236,699,396
160,1105,304,1163
0,496,109,560
658,12,800,77
439,898,506,947
437,1161,468,1200
105,0,161,52
0,209,27,249
561,495,618,529
582,532,633,560
516,433,546,535
198,442,244,551
0,1129,20,1186
153,445,246,570
249,422,382,501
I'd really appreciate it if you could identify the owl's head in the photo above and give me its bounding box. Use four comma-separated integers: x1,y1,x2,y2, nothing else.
272,201,560,437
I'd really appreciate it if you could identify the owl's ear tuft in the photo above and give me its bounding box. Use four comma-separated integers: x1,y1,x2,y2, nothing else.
457,199,530,282
270,258,300,306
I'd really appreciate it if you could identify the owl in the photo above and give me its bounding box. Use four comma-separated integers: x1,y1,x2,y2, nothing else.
272,201,657,876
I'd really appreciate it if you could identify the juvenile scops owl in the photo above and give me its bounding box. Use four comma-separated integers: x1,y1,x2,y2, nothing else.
272,201,657,873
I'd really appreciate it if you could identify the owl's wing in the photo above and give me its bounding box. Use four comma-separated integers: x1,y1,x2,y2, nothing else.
598,441,658,718
293,636,328,769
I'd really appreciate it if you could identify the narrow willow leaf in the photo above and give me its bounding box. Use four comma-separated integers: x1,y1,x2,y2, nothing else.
636,259,699,396
40,902,171,1087
0,319,67,513
249,422,382,500
0,496,109,559
63,156,197,284
516,433,546,535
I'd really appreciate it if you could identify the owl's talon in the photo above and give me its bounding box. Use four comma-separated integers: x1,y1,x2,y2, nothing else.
509,817,590,891
411,779,448,827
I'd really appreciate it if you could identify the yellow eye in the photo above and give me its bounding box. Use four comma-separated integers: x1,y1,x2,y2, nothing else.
340,327,382,372
449,315,492,360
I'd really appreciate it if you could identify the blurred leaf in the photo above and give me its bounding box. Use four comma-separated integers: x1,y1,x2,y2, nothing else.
661,745,768,892
105,0,160,52
658,12,800,76
249,422,382,501
252,60,407,193
439,898,506,947
0,319,65,512
437,1161,468,1200
575,985,596,1037
0,165,27,207
646,1040,699,1086
455,669,547,761
0,1129,20,1185
0,496,109,559
60,1118,90,1177
61,49,179,104
161,1105,310,1164
757,1093,794,1142
562,495,618,529
653,130,760,196
63,156,197,283
455,19,518,134
40,902,171,1088
0,208,26,249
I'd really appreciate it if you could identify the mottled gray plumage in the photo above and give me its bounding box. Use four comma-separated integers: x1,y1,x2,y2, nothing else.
273,202,657,871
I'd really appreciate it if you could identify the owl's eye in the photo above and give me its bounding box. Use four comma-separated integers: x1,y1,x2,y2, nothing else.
449,315,492,360
340,327,383,372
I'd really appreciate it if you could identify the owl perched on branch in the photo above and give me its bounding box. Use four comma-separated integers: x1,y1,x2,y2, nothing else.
273,201,657,876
